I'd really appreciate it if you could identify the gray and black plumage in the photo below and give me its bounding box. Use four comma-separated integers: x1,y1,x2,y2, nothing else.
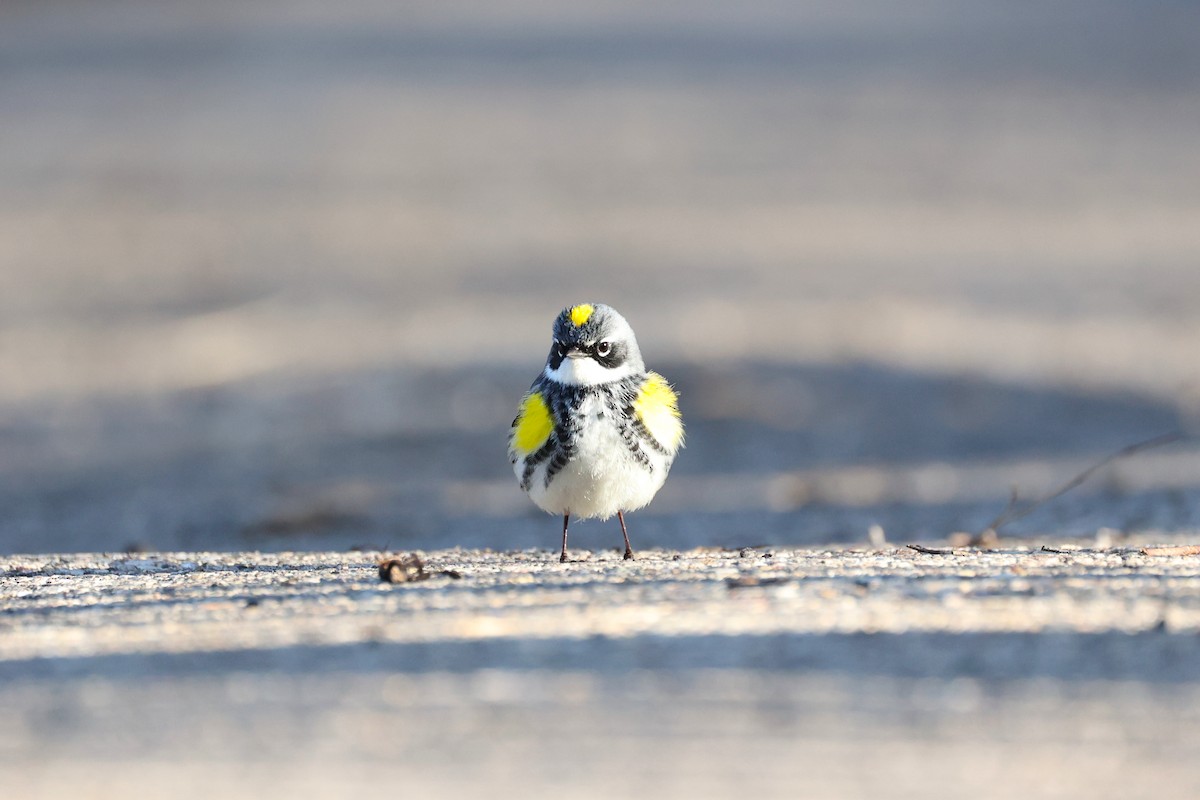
508,303,683,562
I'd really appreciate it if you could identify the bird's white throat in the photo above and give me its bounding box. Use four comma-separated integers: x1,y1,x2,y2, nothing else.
544,357,637,387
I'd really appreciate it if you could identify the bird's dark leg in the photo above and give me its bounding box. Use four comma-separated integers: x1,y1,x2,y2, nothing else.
617,510,634,560
559,513,570,563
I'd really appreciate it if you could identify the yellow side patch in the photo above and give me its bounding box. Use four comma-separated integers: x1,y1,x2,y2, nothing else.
633,372,683,452
512,391,554,455
569,304,594,327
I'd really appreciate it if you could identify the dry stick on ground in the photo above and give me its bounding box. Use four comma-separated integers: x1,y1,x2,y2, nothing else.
906,543,957,556
977,431,1186,545
1141,544,1200,557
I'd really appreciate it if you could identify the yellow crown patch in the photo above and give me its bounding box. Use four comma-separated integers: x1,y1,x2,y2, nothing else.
569,304,595,327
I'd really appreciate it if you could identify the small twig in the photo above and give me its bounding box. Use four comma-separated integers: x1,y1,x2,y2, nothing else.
1141,544,1200,557
980,431,1186,540
994,487,1020,528
906,543,956,555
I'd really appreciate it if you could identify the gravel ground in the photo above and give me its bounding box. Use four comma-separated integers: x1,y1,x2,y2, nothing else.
5,544,1200,799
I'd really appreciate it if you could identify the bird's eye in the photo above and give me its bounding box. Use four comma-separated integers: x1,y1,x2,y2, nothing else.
595,341,612,357
554,341,566,357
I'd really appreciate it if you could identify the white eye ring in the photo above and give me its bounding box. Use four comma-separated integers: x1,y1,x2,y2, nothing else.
595,341,612,357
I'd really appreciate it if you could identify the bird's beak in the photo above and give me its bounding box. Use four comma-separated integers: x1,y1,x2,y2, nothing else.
565,347,587,359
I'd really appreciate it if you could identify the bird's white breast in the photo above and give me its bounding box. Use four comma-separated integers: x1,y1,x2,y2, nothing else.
521,393,672,520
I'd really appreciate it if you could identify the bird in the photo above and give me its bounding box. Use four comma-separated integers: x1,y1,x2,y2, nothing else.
508,303,683,563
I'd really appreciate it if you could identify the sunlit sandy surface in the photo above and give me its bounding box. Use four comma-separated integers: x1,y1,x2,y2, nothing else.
4,546,1200,799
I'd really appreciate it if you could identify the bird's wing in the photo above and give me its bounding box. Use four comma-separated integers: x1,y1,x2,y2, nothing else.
509,389,555,461
632,372,683,455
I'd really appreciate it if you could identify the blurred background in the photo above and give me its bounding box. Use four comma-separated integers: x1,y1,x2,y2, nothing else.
3,0,1200,555
6,4,1200,799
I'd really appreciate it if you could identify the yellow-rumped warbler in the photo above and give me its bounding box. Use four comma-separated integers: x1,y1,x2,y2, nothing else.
509,303,683,562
